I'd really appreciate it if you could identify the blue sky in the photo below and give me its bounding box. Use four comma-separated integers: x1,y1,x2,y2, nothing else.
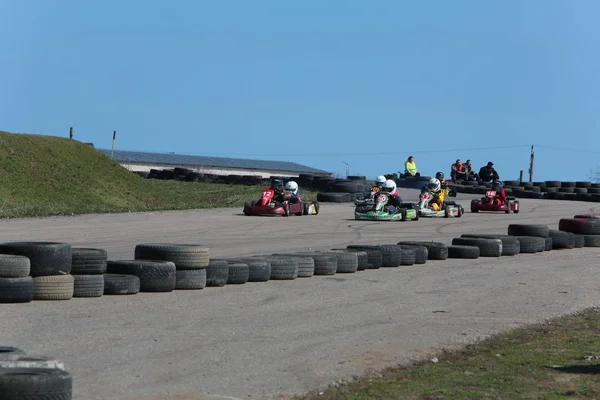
1,0,599,181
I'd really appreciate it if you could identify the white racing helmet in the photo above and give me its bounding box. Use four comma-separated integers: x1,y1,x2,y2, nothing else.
375,175,386,187
428,178,441,193
284,180,299,195
381,179,397,194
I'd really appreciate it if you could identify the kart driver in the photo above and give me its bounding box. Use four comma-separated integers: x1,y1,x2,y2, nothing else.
490,181,506,205
269,178,286,204
435,172,449,197
381,179,403,214
370,175,387,194
426,178,445,211
283,180,302,203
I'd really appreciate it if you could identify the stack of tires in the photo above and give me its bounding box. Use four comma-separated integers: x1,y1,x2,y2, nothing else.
0,255,33,303
71,248,107,298
316,176,370,203
558,215,600,247
506,224,551,253
0,242,74,301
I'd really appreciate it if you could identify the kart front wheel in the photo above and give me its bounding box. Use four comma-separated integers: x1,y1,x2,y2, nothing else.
283,203,290,217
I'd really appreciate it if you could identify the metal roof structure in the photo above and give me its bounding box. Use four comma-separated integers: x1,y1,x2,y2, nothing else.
98,149,331,175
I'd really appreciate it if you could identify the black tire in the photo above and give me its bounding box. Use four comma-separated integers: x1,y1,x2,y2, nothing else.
275,253,336,275
0,255,30,278
344,247,382,269
107,260,176,292
225,262,249,284
317,251,358,273
451,238,502,257
399,248,416,265
545,180,561,187
460,234,520,256
346,245,402,267
228,258,272,281
205,259,229,287
507,224,549,238
316,192,352,203
396,241,448,260
0,277,34,303
544,236,553,251
559,218,600,235
267,257,298,280
134,243,210,269
573,233,585,248
548,229,573,249
575,181,591,188
447,245,480,259
283,203,290,217
575,234,600,247
0,242,72,277
175,269,207,290
33,275,74,300
332,249,368,270
513,236,545,253
302,202,308,215
0,347,26,361
71,248,107,275
73,274,104,297
103,274,140,295
395,245,428,264
0,368,72,399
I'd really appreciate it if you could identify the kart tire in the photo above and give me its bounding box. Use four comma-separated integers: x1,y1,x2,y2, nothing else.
573,214,600,219
175,269,207,290
451,238,502,257
447,245,480,259
205,259,229,287
344,247,382,269
558,218,600,235
243,202,251,216
226,262,249,284
544,237,553,251
548,229,573,249
228,258,272,281
461,234,520,256
103,274,140,295
396,241,447,260
400,209,407,221
507,224,550,238
302,202,308,215
444,207,449,218
470,200,479,213
512,236,545,253
0,368,72,399
106,260,176,292
283,203,290,217
0,347,26,361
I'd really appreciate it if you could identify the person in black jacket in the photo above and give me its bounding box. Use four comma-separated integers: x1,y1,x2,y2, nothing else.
478,161,500,183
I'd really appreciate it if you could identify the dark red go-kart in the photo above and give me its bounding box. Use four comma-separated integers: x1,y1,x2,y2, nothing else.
470,189,519,214
243,188,316,217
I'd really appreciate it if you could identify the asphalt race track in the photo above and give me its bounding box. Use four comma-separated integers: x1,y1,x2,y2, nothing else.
1,188,600,400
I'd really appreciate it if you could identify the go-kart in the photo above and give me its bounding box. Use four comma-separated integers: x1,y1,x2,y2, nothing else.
417,191,463,218
243,188,318,217
354,192,419,221
470,190,519,214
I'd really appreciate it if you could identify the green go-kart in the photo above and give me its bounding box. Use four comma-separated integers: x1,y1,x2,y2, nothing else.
354,192,419,221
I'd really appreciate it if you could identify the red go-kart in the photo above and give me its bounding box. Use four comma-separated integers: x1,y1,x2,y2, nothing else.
470,190,519,214
243,188,305,217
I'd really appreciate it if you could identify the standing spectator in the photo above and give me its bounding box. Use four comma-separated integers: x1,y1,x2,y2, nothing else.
450,159,467,181
404,156,419,177
464,159,479,181
478,161,500,183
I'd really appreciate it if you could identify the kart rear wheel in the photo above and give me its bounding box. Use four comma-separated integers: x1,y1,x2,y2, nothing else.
444,207,449,218
470,200,479,213
243,202,251,216
457,206,463,218
283,203,290,217
400,209,407,221
413,209,419,221
302,202,308,215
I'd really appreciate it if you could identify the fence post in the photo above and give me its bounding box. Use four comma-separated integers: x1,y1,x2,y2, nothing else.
111,131,116,159
519,170,523,183
69,127,73,139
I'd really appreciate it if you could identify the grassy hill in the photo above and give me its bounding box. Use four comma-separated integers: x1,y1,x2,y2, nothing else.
0,131,313,218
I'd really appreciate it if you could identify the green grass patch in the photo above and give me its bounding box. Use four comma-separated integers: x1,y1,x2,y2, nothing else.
300,308,600,400
0,131,316,218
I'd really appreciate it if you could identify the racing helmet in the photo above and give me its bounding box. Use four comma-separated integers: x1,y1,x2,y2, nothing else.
381,179,397,194
428,178,441,193
284,180,299,195
435,171,444,181
270,178,283,191
491,180,501,191
375,175,386,187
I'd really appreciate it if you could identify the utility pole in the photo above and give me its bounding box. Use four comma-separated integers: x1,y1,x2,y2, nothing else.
69,127,73,139
111,130,116,159
528,145,534,182
343,162,349,178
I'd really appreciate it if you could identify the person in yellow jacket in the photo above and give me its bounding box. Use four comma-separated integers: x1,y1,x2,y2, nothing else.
404,156,419,177
426,178,445,211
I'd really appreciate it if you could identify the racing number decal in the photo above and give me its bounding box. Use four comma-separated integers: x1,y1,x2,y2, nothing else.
486,190,496,197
